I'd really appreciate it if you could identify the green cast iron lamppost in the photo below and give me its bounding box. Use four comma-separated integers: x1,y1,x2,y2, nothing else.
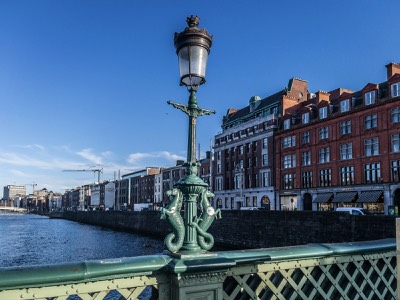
160,16,221,254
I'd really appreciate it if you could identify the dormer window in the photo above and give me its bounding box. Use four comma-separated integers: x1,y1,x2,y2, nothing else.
340,99,350,113
365,91,376,105
392,83,400,97
319,107,328,119
302,112,309,124
283,119,290,130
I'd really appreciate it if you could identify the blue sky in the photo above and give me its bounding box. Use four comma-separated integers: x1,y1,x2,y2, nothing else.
0,0,399,195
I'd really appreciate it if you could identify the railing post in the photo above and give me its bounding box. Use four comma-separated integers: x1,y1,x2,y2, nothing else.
167,254,233,300
170,271,226,299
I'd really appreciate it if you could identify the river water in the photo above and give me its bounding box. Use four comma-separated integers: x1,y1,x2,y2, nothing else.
0,213,165,268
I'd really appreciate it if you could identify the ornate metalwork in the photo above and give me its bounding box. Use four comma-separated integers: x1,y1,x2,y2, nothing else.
160,88,219,253
190,190,222,250
159,188,185,253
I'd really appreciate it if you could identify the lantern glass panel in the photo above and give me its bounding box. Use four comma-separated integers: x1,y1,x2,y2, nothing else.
178,45,209,86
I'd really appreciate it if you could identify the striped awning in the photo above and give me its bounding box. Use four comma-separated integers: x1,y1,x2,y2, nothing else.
357,191,383,203
332,192,358,203
313,193,333,203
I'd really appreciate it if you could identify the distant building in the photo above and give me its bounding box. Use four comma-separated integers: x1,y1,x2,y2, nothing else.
162,161,185,204
154,172,163,207
199,151,212,189
3,185,26,205
212,78,308,210
122,167,162,209
275,62,400,214
115,179,129,210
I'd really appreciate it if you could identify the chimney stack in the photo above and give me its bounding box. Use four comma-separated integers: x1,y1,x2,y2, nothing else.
385,62,400,80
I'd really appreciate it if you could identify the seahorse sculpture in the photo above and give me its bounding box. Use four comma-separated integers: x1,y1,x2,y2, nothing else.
190,190,221,251
159,188,185,253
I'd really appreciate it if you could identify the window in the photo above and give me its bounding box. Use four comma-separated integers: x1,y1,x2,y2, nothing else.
340,99,350,112
217,151,221,160
282,136,296,148
239,145,244,155
364,138,379,156
283,154,296,169
319,169,331,187
393,108,400,123
391,160,400,182
240,160,244,169
302,112,309,124
215,178,223,191
302,171,312,188
262,154,268,166
391,82,400,97
263,138,268,149
340,143,353,160
319,126,329,140
302,151,311,166
217,164,222,173
365,91,375,105
365,114,377,129
248,175,252,188
392,134,400,152
282,174,293,189
255,174,259,187
254,157,258,167
283,119,290,130
252,196,257,207
319,106,328,119
340,166,354,185
302,132,310,144
364,163,381,184
340,120,351,135
263,172,270,187
319,147,330,163
235,175,242,189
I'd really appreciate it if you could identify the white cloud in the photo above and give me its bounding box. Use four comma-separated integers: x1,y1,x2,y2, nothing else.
9,169,30,177
15,144,45,151
76,148,103,165
127,151,185,167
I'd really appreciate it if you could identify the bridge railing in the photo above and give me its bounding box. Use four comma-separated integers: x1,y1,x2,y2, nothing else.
0,238,396,299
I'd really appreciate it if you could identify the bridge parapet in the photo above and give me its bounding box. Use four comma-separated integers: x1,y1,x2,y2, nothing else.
0,238,396,299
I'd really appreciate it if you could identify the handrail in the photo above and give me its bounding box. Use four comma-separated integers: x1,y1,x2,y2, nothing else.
0,254,172,290
0,238,395,291
218,238,396,262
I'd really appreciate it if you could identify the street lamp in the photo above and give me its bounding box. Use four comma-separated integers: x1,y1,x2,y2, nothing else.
160,16,221,254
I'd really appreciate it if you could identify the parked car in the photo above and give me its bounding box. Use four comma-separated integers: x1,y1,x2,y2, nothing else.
335,207,370,215
240,207,259,210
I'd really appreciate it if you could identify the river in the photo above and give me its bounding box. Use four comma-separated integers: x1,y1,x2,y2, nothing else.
0,213,165,268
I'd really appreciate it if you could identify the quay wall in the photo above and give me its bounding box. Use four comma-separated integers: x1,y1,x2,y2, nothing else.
60,210,396,249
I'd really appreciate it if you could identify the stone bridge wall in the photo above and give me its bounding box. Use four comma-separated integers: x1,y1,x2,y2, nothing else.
61,210,395,249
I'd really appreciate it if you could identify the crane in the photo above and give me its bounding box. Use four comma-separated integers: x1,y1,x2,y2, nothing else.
62,167,103,183
23,182,37,194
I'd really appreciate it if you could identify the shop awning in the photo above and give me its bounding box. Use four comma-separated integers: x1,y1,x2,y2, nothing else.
332,192,358,203
357,191,383,203
313,193,333,203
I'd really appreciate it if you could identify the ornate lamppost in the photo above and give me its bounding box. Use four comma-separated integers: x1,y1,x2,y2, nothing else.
160,16,221,254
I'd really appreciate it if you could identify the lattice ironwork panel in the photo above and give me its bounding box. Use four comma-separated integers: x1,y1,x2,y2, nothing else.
0,274,169,300
222,252,396,300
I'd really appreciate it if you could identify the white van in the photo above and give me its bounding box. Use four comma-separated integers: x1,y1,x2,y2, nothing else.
240,207,259,210
335,207,370,215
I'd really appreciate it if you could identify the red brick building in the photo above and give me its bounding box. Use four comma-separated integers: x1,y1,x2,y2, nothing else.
275,62,400,214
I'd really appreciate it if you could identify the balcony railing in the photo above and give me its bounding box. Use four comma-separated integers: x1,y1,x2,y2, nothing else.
0,238,396,299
